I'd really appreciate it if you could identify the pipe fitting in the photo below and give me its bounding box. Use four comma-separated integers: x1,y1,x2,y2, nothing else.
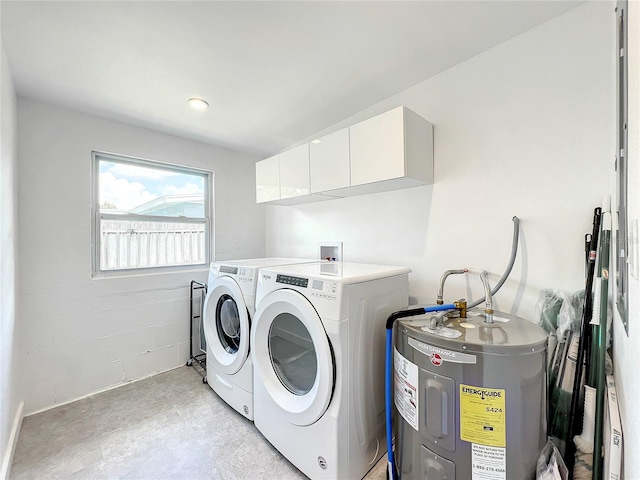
429,299,467,329
480,270,494,324
436,269,468,304
428,310,450,329
454,298,467,318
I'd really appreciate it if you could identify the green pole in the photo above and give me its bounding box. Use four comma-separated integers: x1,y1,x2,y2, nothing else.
592,208,611,480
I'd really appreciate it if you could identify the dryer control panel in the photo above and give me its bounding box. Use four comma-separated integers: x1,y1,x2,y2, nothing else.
273,275,338,301
310,279,337,301
275,274,308,288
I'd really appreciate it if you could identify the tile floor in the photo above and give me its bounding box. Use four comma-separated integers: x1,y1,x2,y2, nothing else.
10,366,387,480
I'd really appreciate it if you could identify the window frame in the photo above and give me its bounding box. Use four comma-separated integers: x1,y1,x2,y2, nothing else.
91,151,213,277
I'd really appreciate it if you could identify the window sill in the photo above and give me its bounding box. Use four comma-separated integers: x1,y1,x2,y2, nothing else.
92,264,209,280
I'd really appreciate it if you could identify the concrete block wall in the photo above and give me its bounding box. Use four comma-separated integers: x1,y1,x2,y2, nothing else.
16,99,265,413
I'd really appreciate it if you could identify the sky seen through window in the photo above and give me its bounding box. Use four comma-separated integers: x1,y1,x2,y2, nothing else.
99,161,205,214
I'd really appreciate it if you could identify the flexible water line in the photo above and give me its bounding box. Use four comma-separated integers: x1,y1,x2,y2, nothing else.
428,216,520,327
479,270,494,323
468,216,520,309
385,304,457,480
384,329,395,479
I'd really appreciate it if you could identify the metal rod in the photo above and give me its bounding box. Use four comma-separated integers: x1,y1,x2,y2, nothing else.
565,207,601,473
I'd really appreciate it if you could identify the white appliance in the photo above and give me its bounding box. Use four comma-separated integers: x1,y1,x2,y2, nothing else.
251,261,410,479
202,258,314,420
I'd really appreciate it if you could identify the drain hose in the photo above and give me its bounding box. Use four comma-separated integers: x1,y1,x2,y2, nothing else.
385,304,457,480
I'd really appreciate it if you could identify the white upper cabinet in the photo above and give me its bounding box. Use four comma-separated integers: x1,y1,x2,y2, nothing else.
255,106,433,204
349,106,433,193
350,107,405,185
255,154,280,203
279,144,310,200
309,127,350,194
255,144,339,205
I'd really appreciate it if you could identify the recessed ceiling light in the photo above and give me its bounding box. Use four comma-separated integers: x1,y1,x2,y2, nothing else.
311,139,322,144
188,98,209,110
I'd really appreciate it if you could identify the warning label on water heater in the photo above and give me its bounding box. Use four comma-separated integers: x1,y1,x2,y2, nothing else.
471,444,506,480
393,347,419,431
460,384,506,447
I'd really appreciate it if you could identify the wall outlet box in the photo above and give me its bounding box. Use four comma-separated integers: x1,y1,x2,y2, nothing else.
319,242,343,262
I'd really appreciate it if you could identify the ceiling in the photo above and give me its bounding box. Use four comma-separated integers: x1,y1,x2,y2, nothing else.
1,1,581,157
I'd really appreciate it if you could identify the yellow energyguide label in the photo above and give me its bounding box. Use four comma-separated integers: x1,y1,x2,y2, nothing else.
459,384,506,447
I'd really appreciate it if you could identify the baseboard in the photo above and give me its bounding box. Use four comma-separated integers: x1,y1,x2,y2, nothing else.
1,401,24,480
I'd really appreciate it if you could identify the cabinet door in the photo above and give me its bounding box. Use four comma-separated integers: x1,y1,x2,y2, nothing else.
349,107,405,186
255,154,280,203
309,128,350,193
280,144,310,200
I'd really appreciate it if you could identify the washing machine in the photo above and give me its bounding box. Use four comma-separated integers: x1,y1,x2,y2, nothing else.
251,261,411,479
202,258,314,420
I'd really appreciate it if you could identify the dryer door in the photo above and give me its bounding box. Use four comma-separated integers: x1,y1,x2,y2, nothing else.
203,276,250,375
252,288,334,426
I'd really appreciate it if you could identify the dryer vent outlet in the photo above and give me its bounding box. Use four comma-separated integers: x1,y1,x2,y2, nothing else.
319,242,342,262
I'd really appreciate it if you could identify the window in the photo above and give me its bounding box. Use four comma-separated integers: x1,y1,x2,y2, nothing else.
92,151,212,274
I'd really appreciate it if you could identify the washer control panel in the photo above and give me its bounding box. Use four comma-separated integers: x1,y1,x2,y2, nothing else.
220,265,255,284
219,265,238,274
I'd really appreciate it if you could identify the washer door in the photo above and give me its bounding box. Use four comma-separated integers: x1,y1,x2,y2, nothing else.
203,276,250,375
252,289,334,426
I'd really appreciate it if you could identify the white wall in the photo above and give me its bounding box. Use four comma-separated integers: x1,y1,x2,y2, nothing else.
611,1,640,477
267,1,615,316
17,98,264,413
0,39,22,478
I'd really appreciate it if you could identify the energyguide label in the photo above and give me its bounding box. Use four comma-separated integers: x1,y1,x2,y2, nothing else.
460,384,506,447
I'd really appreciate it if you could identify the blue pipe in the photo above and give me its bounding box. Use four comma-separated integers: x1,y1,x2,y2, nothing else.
385,328,395,479
385,304,457,480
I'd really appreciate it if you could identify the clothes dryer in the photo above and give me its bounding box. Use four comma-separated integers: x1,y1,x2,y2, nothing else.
251,261,410,479
202,258,313,420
